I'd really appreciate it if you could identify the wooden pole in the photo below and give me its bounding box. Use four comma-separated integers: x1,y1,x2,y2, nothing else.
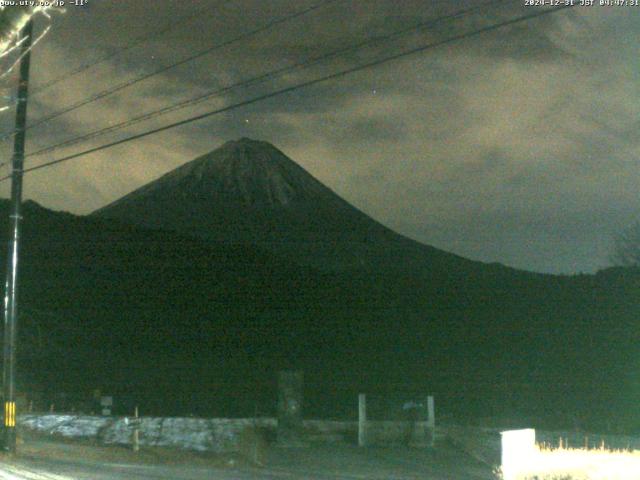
427,395,435,447
132,405,139,452
358,393,366,447
2,18,33,454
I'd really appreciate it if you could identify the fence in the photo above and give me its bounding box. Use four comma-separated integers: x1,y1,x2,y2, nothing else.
17,372,439,448
16,372,625,435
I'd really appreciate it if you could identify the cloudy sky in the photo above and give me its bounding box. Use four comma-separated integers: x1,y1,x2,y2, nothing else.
0,0,637,275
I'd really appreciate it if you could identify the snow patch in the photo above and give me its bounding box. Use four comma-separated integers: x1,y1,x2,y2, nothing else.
19,414,276,453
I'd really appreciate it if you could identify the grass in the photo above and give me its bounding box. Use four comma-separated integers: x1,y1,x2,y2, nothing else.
497,443,640,480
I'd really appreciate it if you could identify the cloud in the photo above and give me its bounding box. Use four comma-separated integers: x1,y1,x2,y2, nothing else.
0,1,635,274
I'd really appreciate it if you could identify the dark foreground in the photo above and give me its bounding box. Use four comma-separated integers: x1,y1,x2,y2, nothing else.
0,437,494,479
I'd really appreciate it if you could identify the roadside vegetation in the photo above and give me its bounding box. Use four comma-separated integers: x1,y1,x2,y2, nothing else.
496,443,640,480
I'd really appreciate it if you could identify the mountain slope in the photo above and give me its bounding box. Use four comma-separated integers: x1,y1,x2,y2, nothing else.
0,200,637,427
93,138,476,272
4,139,637,428
8,200,357,413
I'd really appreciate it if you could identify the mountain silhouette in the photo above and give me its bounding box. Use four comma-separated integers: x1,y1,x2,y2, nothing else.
93,138,473,272
1,140,636,429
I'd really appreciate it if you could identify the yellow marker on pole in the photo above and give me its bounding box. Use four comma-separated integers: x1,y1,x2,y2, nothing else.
4,401,15,427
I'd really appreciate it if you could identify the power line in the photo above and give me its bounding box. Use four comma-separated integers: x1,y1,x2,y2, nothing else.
30,1,230,96
0,0,340,143
14,3,573,177
0,4,573,182
26,0,506,160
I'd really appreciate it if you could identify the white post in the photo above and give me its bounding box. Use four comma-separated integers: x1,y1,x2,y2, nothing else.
358,393,367,447
427,395,435,446
501,429,536,480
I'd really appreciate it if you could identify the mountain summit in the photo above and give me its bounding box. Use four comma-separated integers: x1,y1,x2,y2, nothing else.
93,138,467,271
110,138,329,208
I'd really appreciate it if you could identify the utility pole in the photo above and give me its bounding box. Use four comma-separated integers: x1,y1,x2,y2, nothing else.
2,19,33,453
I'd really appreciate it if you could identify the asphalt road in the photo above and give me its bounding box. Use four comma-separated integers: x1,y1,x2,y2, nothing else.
0,441,495,479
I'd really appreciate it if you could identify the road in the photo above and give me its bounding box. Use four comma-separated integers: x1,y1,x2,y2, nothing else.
0,440,495,479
